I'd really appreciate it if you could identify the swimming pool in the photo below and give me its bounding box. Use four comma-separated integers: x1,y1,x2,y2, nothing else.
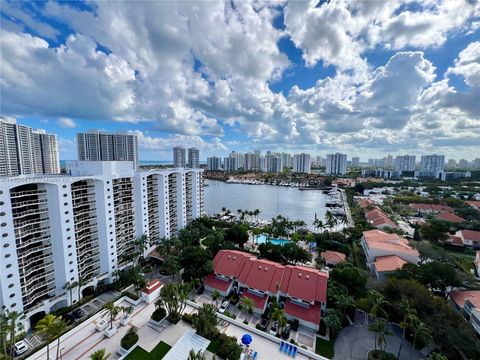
255,234,291,246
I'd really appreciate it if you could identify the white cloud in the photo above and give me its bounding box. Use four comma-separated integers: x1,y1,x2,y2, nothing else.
58,117,77,128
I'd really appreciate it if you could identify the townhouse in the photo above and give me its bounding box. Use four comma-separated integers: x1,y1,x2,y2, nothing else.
450,290,480,336
446,230,480,249
204,250,328,330
360,229,419,282
0,161,203,330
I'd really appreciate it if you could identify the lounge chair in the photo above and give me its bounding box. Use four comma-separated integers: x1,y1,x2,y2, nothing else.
279,341,285,351
253,351,258,360
292,346,297,358
288,344,293,356
284,344,290,354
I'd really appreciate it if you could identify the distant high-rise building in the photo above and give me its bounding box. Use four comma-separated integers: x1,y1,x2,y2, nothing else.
351,157,360,167
207,156,222,171
187,147,200,168
446,159,457,169
293,153,311,173
223,156,236,172
0,117,59,176
229,151,244,170
32,129,60,174
473,158,480,169
326,153,347,175
385,154,394,168
254,149,261,156
419,154,445,177
244,152,260,171
394,155,416,172
77,131,138,167
458,159,469,169
281,152,293,168
263,153,283,173
173,146,186,167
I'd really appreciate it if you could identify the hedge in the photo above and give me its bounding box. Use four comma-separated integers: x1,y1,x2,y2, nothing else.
151,307,167,322
121,328,139,350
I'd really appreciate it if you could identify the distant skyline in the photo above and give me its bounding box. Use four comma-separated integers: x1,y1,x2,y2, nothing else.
1,1,479,161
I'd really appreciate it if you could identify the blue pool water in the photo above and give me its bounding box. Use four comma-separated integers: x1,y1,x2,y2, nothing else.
255,234,291,246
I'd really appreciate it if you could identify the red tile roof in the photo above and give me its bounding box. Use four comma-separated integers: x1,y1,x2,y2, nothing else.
410,203,454,213
466,201,480,209
204,274,232,292
238,258,285,293
320,251,346,265
450,290,480,309
241,291,268,310
365,208,397,229
436,212,465,223
142,279,162,294
374,255,407,272
363,230,419,257
284,299,321,325
461,230,480,242
280,265,328,303
447,235,464,247
209,250,329,303
213,250,252,278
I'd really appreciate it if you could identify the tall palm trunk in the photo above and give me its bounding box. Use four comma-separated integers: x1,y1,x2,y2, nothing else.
56,335,61,360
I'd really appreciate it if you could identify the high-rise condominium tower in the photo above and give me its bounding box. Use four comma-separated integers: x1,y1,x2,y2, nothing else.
0,117,60,176
187,147,200,168
351,157,360,167
207,156,222,170
326,153,347,175
293,153,311,173
173,146,186,167
77,131,138,167
0,161,204,331
420,154,445,177
394,155,416,172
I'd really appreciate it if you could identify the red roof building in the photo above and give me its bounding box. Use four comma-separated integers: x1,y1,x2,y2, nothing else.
205,250,329,330
466,201,480,210
449,230,480,248
320,251,346,266
436,212,465,223
410,203,454,213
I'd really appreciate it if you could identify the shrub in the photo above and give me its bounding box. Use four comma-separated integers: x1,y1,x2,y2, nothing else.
223,311,236,319
121,327,139,350
182,313,193,324
243,320,248,325
229,294,240,305
167,313,181,324
215,333,242,360
151,307,167,322
122,291,139,301
290,339,297,345
292,319,299,331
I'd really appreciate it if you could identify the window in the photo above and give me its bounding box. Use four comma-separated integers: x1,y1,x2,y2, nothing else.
7,274,12,278
6,263,12,268
63,194,68,197
0,212,5,216
3,243,9,248
5,254,10,258
8,284,14,288
69,261,73,265
64,203,68,206
62,185,67,188
9,294,14,298
66,219,70,223
11,303,16,308
65,211,69,215
69,269,74,273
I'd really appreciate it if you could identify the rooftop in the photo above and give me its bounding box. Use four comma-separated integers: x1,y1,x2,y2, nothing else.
284,299,321,324
363,229,419,258
241,291,268,310
460,230,480,241
450,290,480,309
204,274,232,292
436,212,465,223
320,250,346,265
374,255,407,272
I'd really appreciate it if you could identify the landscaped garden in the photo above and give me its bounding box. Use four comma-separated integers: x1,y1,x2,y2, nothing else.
124,340,172,360
315,337,335,359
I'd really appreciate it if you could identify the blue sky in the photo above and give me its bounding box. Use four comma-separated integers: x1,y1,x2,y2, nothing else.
1,0,479,161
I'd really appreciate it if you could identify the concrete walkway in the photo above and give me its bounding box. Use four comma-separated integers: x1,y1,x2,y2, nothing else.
333,324,422,360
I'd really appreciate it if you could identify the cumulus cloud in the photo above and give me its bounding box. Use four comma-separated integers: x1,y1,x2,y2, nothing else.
0,0,479,158
58,117,77,128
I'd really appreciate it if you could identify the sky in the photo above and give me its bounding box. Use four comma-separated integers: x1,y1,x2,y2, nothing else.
1,0,479,162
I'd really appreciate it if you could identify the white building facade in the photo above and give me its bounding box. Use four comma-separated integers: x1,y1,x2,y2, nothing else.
293,153,311,173
326,153,347,175
187,147,200,168
0,161,203,331
395,155,416,172
173,146,186,168
419,154,445,178
207,156,222,171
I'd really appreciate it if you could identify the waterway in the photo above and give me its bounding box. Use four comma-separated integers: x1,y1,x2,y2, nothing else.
204,180,333,229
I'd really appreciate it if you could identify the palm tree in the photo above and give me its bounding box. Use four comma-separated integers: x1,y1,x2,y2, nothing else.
52,320,68,360
369,319,389,352
104,302,120,330
325,308,343,338
271,308,287,335
122,306,134,320
254,209,260,221
397,300,417,360
192,304,218,339
239,296,254,322
188,349,207,360
367,290,390,351
325,210,338,233
411,318,432,356
211,290,221,307
63,281,77,306
5,310,23,360
35,314,61,360
77,277,86,302
89,349,111,360
313,218,324,234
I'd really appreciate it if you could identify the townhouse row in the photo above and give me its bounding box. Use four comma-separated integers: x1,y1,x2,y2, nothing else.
0,161,203,330
204,250,328,331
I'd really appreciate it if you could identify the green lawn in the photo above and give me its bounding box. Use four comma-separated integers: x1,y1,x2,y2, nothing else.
206,338,221,353
315,337,334,359
124,341,172,360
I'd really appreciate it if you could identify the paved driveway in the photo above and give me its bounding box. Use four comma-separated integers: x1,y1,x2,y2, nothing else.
333,324,423,360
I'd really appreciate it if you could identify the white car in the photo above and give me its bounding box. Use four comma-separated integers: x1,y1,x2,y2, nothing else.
14,340,28,356
218,300,229,313
269,320,279,335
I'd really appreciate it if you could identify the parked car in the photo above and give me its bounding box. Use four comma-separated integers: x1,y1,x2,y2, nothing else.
72,308,87,319
269,320,278,335
281,323,292,339
258,318,269,331
14,341,28,356
219,300,229,313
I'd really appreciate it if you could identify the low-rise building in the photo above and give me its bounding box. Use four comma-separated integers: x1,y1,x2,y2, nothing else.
320,251,346,267
436,212,465,223
204,250,328,330
446,230,480,249
410,203,454,214
360,230,419,281
450,290,480,335
474,252,480,277
466,201,480,210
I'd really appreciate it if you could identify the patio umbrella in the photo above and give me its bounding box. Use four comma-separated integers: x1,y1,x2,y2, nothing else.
241,334,253,346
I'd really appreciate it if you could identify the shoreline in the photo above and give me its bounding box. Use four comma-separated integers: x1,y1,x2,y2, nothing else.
205,177,329,190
